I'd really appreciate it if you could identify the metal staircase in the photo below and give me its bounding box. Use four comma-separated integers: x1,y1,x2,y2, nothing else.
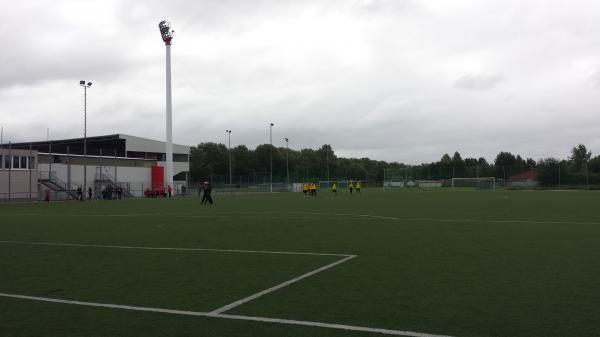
94,172,134,198
39,172,79,200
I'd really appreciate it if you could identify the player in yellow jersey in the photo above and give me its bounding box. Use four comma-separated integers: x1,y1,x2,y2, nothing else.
302,182,309,198
310,182,317,197
332,182,337,194
356,180,361,193
348,180,354,194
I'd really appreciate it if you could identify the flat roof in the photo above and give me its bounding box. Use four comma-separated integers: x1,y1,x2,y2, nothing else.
6,134,190,156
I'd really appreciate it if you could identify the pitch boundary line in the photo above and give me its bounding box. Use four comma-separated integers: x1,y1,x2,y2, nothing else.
0,292,452,337
0,240,352,257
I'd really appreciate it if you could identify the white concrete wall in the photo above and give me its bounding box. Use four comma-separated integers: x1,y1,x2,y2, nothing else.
38,163,152,192
157,161,189,177
121,134,190,155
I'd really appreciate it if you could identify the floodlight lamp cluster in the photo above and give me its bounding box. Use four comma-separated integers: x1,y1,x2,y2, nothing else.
79,80,92,87
158,20,174,45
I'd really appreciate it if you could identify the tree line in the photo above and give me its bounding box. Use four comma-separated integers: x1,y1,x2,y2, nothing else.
189,142,600,187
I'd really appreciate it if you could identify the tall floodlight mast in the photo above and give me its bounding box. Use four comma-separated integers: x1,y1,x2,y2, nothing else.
79,80,92,196
159,20,174,192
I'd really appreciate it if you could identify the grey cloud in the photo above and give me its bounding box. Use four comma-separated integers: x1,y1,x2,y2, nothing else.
590,69,600,88
2,0,600,165
356,0,421,14
454,73,505,90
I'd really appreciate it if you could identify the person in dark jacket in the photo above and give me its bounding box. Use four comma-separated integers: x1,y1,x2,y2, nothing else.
201,182,213,205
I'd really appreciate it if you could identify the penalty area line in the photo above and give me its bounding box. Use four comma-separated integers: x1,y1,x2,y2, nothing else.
0,292,452,337
0,240,353,258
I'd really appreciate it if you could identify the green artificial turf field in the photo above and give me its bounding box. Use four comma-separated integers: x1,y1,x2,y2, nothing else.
1,189,599,337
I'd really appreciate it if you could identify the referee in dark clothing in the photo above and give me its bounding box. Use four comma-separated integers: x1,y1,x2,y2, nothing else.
201,182,214,205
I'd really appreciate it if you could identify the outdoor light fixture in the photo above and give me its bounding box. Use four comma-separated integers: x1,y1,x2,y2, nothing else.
159,20,174,192
159,20,174,45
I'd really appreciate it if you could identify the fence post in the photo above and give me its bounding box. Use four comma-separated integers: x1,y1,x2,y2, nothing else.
48,141,52,180
586,164,589,189
114,149,118,183
29,143,33,200
8,142,11,201
67,145,71,191
100,148,103,181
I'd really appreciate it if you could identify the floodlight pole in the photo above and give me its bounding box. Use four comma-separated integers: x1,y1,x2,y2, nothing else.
226,130,232,192
159,20,174,193
285,138,290,189
80,80,92,196
270,122,274,193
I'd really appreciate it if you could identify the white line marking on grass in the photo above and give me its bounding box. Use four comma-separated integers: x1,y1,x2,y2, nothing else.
0,292,209,316
209,254,356,315
7,210,598,225
0,240,353,257
0,292,452,337
213,313,454,337
7,209,599,228
300,212,600,226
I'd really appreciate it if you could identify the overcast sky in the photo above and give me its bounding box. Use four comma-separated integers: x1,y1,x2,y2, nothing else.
1,0,599,164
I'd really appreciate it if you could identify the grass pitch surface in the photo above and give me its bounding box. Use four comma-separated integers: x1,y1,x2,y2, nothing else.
1,189,599,337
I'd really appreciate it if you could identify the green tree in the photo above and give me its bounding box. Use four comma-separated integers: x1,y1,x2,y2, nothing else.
570,144,591,170
190,142,228,184
536,158,561,186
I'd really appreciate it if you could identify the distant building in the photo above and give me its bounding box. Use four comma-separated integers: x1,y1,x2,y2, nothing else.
0,148,38,201
1,134,190,201
508,170,539,187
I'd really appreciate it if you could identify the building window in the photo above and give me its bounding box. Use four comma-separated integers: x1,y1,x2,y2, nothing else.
29,156,36,170
0,155,3,169
4,155,9,169
21,156,27,169
12,156,19,169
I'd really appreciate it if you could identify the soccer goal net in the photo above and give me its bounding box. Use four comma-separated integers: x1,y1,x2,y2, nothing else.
451,177,496,191
383,168,408,188
318,181,348,190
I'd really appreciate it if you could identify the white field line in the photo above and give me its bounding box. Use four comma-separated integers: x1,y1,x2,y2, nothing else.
214,313,454,337
0,292,209,316
302,212,600,226
4,211,597,225
0,240,352,258
0,292,452,337
209,254,356,315
0,212,370,221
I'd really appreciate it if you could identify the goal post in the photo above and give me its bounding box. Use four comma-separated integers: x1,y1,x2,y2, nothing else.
451,177,496,191
318,180,348,190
